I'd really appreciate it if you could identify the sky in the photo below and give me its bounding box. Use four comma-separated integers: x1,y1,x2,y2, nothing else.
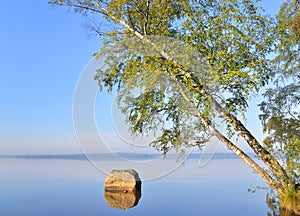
0,1,284,155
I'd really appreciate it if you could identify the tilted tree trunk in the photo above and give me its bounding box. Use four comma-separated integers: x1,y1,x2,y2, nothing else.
172,78,282,192
54,0,296,194
101,10,286,192
210,98,293,189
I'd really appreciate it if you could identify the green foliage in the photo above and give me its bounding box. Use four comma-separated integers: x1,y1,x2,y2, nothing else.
259,0,300,185
291,13,300,38
83,0,274,153
50,0,277,153
106,0,190,36
273,0,300,78
50,1,299,203
95,44,213,153
179,0,275,114
260,84,300,183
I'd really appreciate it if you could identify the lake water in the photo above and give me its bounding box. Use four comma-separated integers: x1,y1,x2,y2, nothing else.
0,153,274,215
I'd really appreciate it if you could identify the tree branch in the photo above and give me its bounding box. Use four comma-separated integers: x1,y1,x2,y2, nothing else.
51,0,289,192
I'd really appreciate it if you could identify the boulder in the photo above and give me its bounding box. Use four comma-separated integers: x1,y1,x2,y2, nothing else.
104,169,142,192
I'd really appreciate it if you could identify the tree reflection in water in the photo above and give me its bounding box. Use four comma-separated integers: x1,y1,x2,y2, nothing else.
266,190,298,216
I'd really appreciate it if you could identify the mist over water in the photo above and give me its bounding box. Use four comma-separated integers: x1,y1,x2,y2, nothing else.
0,154,269,216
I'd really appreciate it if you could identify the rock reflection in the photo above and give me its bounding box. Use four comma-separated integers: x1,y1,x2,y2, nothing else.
104,190,141,210
104,169,142,210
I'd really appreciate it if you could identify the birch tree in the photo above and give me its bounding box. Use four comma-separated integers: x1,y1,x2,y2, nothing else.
49,0,300,213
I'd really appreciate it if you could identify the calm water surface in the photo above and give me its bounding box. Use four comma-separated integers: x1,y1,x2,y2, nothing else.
0,154,271,216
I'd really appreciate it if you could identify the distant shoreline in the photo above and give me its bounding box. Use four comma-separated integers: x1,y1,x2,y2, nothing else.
0,152,255,161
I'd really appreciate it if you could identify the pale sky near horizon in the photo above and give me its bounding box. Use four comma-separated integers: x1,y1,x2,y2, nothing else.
0,1,284,154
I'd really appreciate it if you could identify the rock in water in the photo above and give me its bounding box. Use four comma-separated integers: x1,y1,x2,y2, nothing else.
104,169,142,192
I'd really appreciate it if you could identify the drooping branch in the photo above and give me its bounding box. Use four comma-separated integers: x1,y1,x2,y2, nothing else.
171,72,282,192
175,63,291,187
50,0,290,191
210,98,291,186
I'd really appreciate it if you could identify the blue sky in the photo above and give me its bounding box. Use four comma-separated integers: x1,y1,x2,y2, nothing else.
0,1,100,153
0,1,284,154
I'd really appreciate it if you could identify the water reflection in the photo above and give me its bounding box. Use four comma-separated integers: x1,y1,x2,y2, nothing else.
266,191,299,216
0,156,278,215
104,190,141,210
